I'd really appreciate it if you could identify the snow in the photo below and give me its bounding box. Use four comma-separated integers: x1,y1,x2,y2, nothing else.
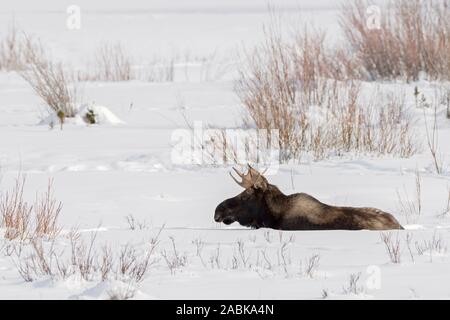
37,103,124,127
1,0,450,300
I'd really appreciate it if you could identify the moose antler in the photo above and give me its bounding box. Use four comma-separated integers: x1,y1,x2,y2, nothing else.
229,164,267,189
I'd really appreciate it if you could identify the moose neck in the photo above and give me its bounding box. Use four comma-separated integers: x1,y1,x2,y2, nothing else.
262,184,288,219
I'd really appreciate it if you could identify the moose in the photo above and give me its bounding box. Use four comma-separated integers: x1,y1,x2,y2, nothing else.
214,165,403,230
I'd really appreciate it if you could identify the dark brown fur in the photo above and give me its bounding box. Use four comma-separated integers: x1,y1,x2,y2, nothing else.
215,179,403,231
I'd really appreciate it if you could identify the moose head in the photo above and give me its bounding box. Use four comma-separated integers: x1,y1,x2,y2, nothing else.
214,165,275,229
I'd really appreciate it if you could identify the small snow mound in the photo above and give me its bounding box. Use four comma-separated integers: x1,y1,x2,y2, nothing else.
38,104,124,126
79,104,124,125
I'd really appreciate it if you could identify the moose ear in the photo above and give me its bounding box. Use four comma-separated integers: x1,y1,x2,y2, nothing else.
253,175,268,191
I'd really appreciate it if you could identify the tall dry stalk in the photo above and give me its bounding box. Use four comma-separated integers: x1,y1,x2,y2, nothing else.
423,102,443,174
396,171,422,224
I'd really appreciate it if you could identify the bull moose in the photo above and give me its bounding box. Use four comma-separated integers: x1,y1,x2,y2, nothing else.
214,165,403,230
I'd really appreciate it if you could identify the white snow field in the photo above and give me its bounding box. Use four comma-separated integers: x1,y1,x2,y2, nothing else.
1,0,450,300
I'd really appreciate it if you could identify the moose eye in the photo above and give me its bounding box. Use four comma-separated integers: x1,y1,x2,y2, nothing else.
240,189,254,200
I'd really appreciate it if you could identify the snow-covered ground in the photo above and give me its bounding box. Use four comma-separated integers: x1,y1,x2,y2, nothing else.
1,0,450,299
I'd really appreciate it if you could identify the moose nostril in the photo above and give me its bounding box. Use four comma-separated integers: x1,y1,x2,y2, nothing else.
214,212,223,222
214,209,221,222
214,204,226,222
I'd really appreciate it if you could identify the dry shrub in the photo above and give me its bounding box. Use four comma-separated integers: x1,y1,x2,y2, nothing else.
144,50,231,83
34,179,62,239
198,50,232,82
237,57,418,162
0,22,29,71
14,229,160,283
201,128,268,167
342,272,364,295
236,26,298,162
0,177,32,241
380,232,402,264
0,177,62,241
312,85,417,159
301,254,320,278
144,57,174,82
161,236,187,275
236,15,419,163
340,0,450,81
339,1,402,80
125,214,147,231
397,171,422,224
82,42,133,81
236,22,335,162
19,37,79,118
415,232,447,256
438,84,450,119
423,101,444,174
176,113,256,167
291,27,335,106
